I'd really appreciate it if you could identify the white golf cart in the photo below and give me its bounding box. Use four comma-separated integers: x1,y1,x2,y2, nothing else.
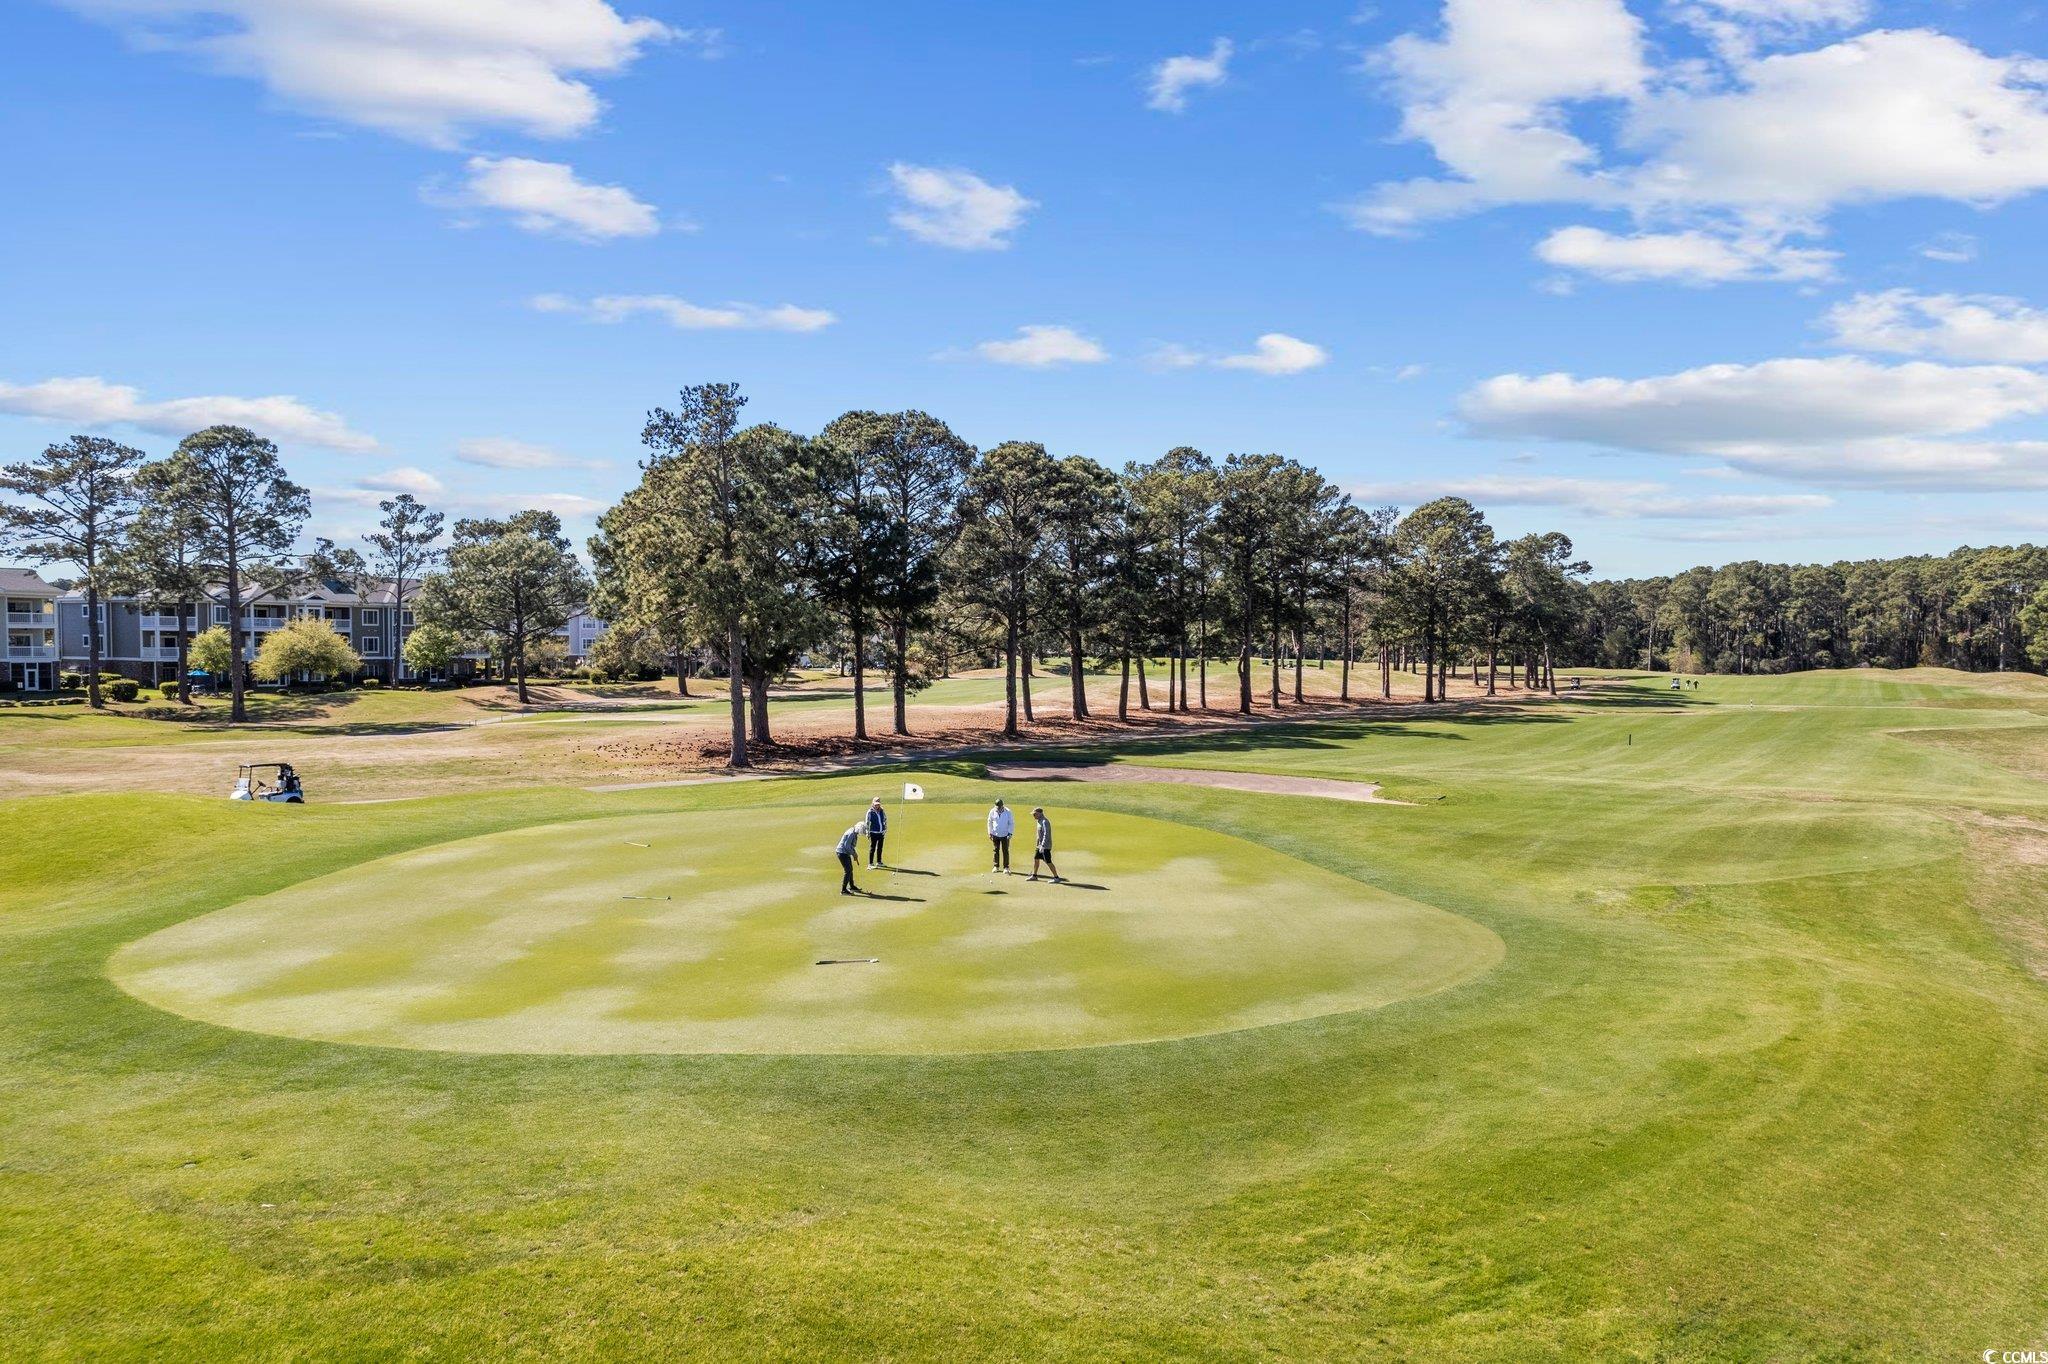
231,762,305,804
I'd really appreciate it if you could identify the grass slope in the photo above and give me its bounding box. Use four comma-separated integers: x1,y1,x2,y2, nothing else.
3,669,2047,1358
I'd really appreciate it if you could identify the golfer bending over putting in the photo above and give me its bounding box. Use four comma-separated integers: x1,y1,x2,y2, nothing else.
987,798,1014,873
865,797,887,869
834,821,862,895
1028,807,1063,883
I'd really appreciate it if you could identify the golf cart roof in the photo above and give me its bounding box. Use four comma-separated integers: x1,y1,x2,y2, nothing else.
237,762,296,774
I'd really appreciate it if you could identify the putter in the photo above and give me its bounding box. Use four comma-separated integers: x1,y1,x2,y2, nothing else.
814,957,879,965
621,894,670,901
624,841,650,848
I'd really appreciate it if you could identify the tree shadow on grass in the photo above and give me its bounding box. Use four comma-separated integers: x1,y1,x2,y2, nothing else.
855,891,924,903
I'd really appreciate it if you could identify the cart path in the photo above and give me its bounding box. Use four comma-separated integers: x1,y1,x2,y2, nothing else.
983,763,1405,804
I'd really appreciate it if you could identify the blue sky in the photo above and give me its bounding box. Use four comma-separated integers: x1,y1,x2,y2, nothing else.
6,0,2048,577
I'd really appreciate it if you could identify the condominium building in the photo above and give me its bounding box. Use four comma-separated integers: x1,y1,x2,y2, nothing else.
1,568,62,693
5,565,607,691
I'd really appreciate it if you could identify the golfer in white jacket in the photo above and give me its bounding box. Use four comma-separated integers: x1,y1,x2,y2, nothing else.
987,798,1015,874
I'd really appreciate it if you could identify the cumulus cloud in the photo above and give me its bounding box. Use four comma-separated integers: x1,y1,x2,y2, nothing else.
453,156,659,240
887,163,1035,250
1350,473,1831,518
0,374,376,452
1824,290,2048,364
61,0,675,146
1458,355,2048,488
1147,333,1329,375
529,292,835,332
973,325,1109,368
455,437,608,471
1350,0,1647,234
1219,333,1331,375
1147,38,1233,113
1536,224,1835,283
1351,6,2048,286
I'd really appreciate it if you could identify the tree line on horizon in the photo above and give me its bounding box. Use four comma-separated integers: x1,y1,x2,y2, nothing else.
8,390,2048,750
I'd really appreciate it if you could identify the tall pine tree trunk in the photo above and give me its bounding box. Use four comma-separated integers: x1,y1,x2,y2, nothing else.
1067,627,1089,719
748,658,771,742
1118,648,1131,721
1292,623,1305,703
850,610,867,740
1002,610,1019,739
175,602,192,706
1340,597,1352,701
725,624,748,768
892,618,910,735
1136,654,1151,711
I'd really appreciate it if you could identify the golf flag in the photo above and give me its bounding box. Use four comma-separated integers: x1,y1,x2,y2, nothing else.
903,782,925,801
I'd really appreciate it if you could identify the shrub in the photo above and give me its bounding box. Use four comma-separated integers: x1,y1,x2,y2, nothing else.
360,676,382,689
107,679,140,703
60,671,83,689
136,704,189,721
160,680,182,701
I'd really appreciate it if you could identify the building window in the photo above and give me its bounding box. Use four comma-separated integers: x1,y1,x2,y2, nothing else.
361,637,381,655
362,609,381,625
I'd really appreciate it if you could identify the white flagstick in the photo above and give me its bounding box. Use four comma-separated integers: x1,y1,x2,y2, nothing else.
900,781,924,872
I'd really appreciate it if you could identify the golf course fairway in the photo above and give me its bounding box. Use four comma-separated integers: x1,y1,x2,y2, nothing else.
110,806,1502,1054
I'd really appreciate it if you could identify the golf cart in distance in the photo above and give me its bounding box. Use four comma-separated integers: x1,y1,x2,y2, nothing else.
231,762,305,804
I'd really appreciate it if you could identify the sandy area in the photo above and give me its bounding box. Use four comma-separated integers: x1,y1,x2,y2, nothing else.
983,763,1403,803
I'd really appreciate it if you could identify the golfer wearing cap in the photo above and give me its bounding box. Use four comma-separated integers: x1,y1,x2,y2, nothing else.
864,798,888,869
987,798,1015,874
834,821,862,895
1028,807,1063,883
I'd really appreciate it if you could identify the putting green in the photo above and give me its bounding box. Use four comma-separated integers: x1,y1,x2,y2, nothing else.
110,805,1502,1054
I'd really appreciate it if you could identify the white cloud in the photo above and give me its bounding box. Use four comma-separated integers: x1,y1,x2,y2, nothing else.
1675,0,1868,61
1216,333,1331,375
1824,290,2048,364
0,374,377,452
1459,355,2048,489
454,156,658,240
1350,473,1831,518
1353,11,2048,285
357,466,445,497
471,491,609,518
456,437,607,471
1918,231,1978,263
1627,31,2048,218
973,325,1109,368
1536,224,1835,283
62,0,674,147
1147,38,1233,113
886,163,1035,251
529,292,835,332
1350,0,1647,233
1147,333,1330,376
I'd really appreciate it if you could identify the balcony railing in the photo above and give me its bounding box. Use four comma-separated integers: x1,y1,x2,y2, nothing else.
5,610,54,627
3,644,58,662
140,646,180,661
140,613,193,631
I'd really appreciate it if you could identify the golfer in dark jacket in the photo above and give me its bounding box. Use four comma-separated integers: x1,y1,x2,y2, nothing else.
1028,807,1063,883
834,822,862,895
864,798,887,868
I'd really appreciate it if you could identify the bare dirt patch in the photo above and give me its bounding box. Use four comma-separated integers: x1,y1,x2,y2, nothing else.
983,763,1402,804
